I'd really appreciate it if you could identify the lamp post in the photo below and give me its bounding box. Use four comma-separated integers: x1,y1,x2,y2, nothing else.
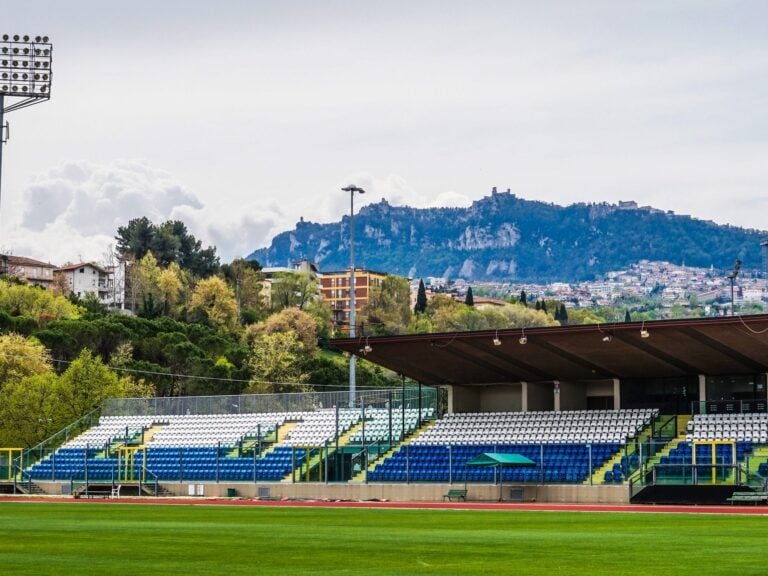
341,185,365,406
727,259,741,317
0,34,53,236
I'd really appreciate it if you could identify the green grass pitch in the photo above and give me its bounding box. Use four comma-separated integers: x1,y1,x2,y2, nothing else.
1,502,765,575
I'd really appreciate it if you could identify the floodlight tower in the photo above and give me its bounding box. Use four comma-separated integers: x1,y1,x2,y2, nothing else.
727,259,741,316
0,34,53,232
342,184,365,407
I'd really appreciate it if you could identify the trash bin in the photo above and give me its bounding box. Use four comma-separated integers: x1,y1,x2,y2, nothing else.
226,488,237,497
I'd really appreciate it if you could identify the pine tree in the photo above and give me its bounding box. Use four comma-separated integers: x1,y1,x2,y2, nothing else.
535,300,541,311
464,286,474,307
559,303,568,325
541,300,548,313
414,279,428,314
554,305,561,322
625,309,632,322
520,290,527,306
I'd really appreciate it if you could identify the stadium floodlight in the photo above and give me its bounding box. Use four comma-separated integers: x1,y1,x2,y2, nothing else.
0,34,51,109
727,258,741,316
0,33,52,237
341,184,365,407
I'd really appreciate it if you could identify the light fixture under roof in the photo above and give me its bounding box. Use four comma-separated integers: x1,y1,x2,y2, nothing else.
602,334,612,343
493,329,501,346
519,327,527,345
640,321,650,339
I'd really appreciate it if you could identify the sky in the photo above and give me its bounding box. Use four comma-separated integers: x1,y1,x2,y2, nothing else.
2,0,767,265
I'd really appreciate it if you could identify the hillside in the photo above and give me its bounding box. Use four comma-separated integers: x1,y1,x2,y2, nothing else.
248,189,766,282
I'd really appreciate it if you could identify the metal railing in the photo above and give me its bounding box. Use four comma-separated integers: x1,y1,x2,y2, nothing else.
102,387,441,418
692,399,768,415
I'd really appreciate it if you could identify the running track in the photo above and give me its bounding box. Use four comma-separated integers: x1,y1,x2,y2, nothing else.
2,496,768,515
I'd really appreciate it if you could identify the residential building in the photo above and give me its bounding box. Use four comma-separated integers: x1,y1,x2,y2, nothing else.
318,268,388,333
55,262,111,302
0,254,57,289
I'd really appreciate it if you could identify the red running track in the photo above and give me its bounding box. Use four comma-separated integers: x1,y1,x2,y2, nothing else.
2,496,768,515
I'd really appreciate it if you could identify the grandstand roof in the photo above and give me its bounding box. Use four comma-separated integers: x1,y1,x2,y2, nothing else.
331,314,768,385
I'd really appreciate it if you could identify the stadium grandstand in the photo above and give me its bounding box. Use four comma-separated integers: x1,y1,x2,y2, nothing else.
3,314,768,504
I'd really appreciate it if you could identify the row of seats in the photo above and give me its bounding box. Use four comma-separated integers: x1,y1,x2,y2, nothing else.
686,413,768,442
368,443,621,484
27,446,311,483
282,409,362,446
413,409,657,445
347,408,433,444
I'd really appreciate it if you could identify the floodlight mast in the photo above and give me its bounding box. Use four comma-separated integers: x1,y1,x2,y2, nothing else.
0,34,53,238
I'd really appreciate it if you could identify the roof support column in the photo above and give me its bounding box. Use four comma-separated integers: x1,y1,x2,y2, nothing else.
698,374,707,410
521,382,528,412
612,378,621,410
553,381,561,412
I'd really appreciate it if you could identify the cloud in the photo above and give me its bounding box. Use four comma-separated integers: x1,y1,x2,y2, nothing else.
6,160,476,268
6,159,285,265
317,172,474,223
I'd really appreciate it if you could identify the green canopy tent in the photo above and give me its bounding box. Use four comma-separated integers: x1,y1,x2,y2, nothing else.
465,453,536,502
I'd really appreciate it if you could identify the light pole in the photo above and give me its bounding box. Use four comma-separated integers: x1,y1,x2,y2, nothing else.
341,184,365,406
0,34,53,237
727,259,741,316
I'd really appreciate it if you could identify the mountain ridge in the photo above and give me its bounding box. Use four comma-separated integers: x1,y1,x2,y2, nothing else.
248,189,766,282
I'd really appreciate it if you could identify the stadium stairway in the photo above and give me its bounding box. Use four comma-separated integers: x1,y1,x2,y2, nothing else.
586,416,663,485
640,416,691,471
588,452,624,485
229,425,280,457
281,423,362,483
277,421,298,443
350,420,436,483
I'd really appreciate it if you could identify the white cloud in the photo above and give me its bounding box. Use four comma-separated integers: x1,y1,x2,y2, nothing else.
5,159,285,265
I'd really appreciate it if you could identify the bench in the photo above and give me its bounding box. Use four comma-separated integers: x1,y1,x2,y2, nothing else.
443,489,467,502
726,491,768,505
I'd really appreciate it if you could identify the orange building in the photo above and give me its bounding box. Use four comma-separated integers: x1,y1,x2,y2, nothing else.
318,268,388,334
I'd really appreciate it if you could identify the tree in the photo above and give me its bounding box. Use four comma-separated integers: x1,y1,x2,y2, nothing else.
157,262,184,316
0,333,52,392
361,275,411,335
269,271,317,312
115,217,220,277
55,349,124,424
520,290,527,306
414,279,428,314
464,287,474,307
246,331,310,394
245,308,318,354
625,309,632,322
129,252,162,317
0,373,60,447
55,349,152,422
189,276,238,331
0,279,81,324
222,258,266,322
116,216,154,262
160,220,220,277
559,303,569,325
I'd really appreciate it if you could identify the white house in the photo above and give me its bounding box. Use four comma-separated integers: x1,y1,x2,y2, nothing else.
55,262,112,302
